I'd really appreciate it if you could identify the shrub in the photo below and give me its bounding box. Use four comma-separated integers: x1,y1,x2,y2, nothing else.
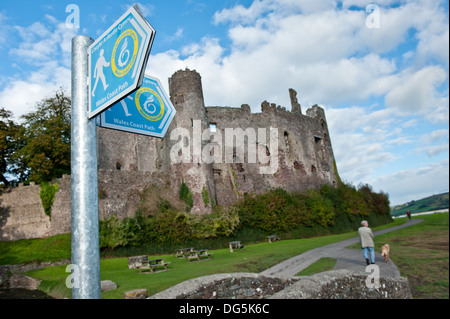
189,207,240,238
179,180,193,211
303,189,335,227
99,181,391,252
236,188,319,232
40,182,59,220
201,185,210,206
99,214,144,249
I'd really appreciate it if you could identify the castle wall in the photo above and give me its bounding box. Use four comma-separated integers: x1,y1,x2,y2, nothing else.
50,174,71,236
0,68,340,241
205,102,338,205
0,183,51,241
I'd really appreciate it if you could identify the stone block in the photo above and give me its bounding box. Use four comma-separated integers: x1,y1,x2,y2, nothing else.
128,255,147,269
124,288,148,299
101,280,117,291
9,274,41,290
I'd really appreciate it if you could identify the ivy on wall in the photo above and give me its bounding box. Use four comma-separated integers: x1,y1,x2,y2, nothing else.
39,182,59,220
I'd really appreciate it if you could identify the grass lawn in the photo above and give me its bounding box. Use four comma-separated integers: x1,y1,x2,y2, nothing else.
26,231,360,299
0,233,71,265
295,257,337,276
1,217,419,299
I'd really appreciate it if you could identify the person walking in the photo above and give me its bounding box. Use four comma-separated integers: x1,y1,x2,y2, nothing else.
358,220,376,265
407,210,411,220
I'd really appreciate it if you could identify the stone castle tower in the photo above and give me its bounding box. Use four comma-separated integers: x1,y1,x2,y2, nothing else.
96,68,339,216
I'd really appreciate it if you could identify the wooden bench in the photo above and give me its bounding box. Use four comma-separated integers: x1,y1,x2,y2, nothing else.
187,249,213,262
137,256,171,273
147,258,171,273
268,235,280,243
229,241,245,253
175,247,194,258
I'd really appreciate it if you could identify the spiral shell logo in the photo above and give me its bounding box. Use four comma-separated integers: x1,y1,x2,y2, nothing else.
111,29,138,77
135,87,165,122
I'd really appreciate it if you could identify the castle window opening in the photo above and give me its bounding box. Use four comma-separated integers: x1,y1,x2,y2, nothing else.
314,135,322,143
116,162,121,170
314,135,326,160
236,163,244,172
209,123,217,133
284,131,290,154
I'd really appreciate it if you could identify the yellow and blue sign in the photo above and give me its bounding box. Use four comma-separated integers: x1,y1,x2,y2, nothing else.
88,5,155,119
100,76,176,138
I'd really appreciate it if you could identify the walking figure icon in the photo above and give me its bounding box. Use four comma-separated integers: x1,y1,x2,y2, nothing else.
92,49,110,97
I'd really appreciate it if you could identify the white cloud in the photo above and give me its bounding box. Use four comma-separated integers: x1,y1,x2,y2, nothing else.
416,144,449,157
325,106,401,182
120,2,155,18
385,66,448,115
420,129,449,145
165,28,184,43
213,0,337,26
0,62,71,121
370,158,449,205
415,129,449,157
0,15,75,120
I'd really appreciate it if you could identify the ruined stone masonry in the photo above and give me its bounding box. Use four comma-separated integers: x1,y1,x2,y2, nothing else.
0,68,339,241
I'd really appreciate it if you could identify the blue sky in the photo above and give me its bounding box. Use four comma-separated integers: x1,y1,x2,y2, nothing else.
0,0,448,206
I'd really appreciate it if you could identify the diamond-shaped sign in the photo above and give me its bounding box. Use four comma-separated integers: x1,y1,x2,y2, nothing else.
88,4,155,119
100,75,176,138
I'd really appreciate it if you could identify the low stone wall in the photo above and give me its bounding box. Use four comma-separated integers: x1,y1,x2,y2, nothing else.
149,270,412,299
270,269,412,299
0,183,51,241
0,170,171,241
0,259,70,289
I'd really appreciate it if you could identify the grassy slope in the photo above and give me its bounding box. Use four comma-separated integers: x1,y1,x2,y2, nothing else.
0,234,70,265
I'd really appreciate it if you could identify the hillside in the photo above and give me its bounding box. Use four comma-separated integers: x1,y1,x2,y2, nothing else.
390,192,449,216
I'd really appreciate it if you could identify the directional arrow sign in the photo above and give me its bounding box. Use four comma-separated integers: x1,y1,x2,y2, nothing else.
100,75,176,138
88,4,155,119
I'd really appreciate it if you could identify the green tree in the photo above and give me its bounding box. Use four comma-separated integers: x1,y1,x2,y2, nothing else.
17,89,71,183
0,108,25,186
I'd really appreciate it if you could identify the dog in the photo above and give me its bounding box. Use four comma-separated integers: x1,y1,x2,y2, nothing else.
381,244,390,262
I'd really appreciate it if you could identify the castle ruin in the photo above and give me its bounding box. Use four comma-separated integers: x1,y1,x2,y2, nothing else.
0,68,339,241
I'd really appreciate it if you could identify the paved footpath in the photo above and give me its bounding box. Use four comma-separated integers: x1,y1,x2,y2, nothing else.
260,219,423,279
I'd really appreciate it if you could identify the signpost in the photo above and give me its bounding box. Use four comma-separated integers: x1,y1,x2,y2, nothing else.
88,5,155,118
71,35,99,299
100,76,176,138
71,4,158,299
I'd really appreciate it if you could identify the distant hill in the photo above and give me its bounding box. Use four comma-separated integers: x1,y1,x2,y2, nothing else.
390,192,449,216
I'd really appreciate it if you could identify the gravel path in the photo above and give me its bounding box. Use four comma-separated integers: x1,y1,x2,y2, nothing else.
260,219,423,279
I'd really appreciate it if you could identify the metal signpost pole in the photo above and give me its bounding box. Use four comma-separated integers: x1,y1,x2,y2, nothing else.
71,35,101,299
